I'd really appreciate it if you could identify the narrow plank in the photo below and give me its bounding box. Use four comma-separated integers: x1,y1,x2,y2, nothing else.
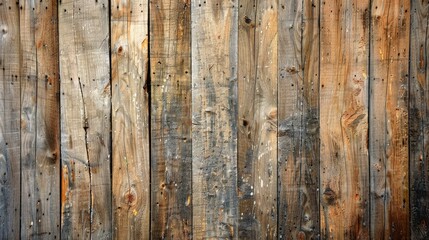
59,0,112,238
370,0,410,238
150,0,192,239
238,0,277,238
319,0,370,238
278,0,320,238
0,1,20,238
111,1,150,239
410,0,429,239
20,0,60,239
191,0,238,238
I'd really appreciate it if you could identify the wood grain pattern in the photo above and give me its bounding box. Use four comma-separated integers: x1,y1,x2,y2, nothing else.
238,0,277,239
150,0,192,239
320,0,370,239
20,0,60,238
370,0,410,238
278,0,320,238
111,1,150,239
0,1,20,239
59,0,111,238
410,0,429,239
191,0,238,238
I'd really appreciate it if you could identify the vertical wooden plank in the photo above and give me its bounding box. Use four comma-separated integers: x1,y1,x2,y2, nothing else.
238,0,277,239
150,0,192,239
59,0,111,238
191,0,238,238
319,0,370,238
410,0,429,239
20,0,60,238
111,1,150,239
278,0,320,238
0,1,20,238
370,0,410,238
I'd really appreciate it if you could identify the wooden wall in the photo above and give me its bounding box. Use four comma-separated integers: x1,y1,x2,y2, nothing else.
0,0,427,239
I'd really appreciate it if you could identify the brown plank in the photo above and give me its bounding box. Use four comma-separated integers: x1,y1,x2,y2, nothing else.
319,0,370,238
20,0,60,239
150,0,192,239
238,0,277,239
59,0,112,238
0,1,20,238
278,0,320,238
111,1,150,239
191,0,238,238
410,0,429,239
370,0,410,238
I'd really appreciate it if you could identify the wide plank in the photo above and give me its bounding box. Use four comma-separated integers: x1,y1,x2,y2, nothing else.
410,0,429,239
370,0,410,238
0,1,20,238
191,0,239,238
150,0,192,239
20,0,60,238
111,1,150,239
238,0,277,239
59,0,112,238
319,0,370,238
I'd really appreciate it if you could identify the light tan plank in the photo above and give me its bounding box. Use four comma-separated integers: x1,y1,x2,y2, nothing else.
238,0,277,238
59,0,111,238
111,1,150,239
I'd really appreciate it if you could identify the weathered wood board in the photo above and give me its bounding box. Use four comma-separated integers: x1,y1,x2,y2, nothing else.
370,0,410,238
410,0,429,239
20,0,60,239
59,0,111,238
238,0,277,239
0,1,20,239
278,0,320,239
191,0,239,238
320,0,370,238
150,0,192,239
111,0,150,239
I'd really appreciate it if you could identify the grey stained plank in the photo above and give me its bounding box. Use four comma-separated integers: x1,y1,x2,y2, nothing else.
20,0,60,239
410,0,429,239
111,0,150,239
150,0,192,239
191,0,239,238
59,0,112,239
238,0,278,239
370,0,410,238
278,0,320,238
0,1,20,238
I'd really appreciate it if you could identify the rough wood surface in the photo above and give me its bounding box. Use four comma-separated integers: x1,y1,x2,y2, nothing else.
150,0,192,239
370,0,410,238
319,0,370,239
0,1,20,239
191,0,238,238
278,0,320,238
111,1,150,239
238,0,277,239
410,0,429,239
20,0,60,239
59,0,111,239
